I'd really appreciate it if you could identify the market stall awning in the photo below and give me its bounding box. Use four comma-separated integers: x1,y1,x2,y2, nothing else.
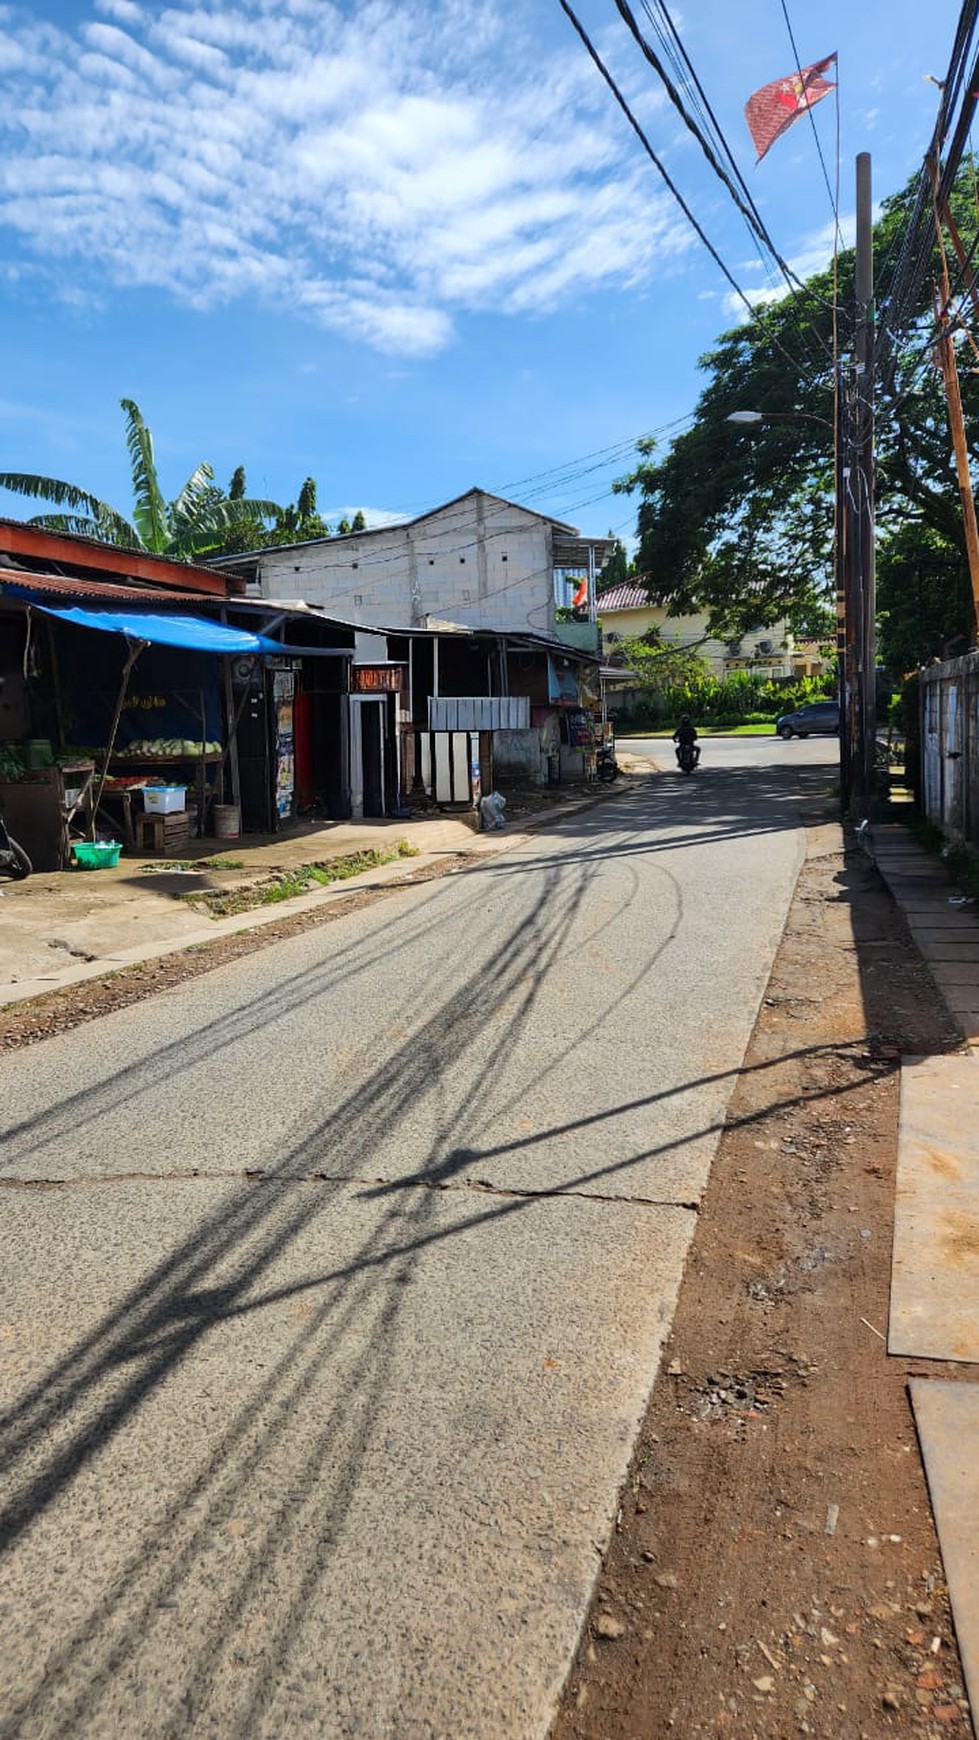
25,602,290,655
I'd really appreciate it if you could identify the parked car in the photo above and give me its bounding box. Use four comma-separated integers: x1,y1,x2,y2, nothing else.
775,700,840,739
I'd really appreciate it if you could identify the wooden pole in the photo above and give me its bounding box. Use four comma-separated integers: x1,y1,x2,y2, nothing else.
935,307,979,643
91,640,145,839
930,179,979,646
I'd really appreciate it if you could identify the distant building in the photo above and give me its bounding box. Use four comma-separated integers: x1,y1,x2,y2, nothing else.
217,488,614,649
596,580,830,680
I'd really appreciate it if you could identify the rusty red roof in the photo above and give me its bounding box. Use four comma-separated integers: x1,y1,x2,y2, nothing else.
0,569,220,606
0,518,238,596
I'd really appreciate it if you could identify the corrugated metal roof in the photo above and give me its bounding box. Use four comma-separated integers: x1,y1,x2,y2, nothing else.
0,518,235,595
596,582,654,612
0,569,211,606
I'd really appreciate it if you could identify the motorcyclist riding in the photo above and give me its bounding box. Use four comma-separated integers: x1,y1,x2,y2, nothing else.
672,714,701,767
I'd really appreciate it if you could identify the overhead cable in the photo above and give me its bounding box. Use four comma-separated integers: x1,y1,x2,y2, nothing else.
556,0,770,326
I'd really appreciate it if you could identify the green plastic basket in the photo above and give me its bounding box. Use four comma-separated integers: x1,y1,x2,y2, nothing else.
72,840,122,869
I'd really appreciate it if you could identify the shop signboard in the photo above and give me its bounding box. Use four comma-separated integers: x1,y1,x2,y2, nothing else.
352,664,405,694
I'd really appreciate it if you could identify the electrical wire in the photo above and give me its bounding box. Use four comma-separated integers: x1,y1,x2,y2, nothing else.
557,0,839,396
778,0,838,223
875,0,979,374
556,0,773,325
618,0,842,362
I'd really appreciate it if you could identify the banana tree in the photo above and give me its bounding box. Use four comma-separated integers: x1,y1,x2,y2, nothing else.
0,399,281,560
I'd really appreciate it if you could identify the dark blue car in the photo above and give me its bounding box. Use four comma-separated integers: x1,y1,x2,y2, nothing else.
775,700,840,739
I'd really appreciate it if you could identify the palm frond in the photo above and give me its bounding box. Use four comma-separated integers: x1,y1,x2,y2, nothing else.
24,512,102,539
227,497,282,522
0,472,115,520
120,399,168,552
170,462,216,527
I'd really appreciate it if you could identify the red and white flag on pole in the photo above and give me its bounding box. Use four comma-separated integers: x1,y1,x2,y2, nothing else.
744,54,837,162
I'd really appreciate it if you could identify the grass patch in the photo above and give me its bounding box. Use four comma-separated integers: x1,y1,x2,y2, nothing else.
184,840,419,917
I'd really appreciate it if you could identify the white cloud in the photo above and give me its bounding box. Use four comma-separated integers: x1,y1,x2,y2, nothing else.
719,211,858,323
0,0,687,356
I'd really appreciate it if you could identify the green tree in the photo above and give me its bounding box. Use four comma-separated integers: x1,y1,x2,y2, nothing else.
597,536,629,593
615,165,979,651
877,525,972,675
265,476,332,545
0,400,281,561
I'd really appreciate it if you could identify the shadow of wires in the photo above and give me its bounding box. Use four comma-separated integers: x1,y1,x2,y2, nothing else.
0,752,831,1735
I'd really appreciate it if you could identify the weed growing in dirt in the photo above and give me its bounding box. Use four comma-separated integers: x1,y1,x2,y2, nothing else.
182,840,419,917
137,856,246,874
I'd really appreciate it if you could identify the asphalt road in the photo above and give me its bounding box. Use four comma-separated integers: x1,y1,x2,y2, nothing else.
0,739,834,1740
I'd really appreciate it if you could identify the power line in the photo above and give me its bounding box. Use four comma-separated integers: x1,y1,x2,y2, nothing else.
615,0,807,296
555,0,769,325
778,0,838,222
557,0,837,396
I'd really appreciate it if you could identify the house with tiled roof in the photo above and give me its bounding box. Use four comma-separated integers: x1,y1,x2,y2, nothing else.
597,579,828,680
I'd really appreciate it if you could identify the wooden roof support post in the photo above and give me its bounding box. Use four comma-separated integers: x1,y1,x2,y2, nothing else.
91,639,146,838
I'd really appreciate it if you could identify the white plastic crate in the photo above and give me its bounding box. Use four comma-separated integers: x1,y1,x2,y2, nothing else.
143,785,187,814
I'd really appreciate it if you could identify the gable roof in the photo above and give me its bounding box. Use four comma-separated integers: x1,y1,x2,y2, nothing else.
209,487,591,566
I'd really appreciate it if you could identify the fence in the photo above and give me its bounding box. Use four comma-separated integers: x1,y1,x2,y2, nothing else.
920,651,979,844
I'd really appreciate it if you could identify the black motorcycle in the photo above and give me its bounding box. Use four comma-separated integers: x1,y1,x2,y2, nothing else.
0,795,31,879
596,742,619,782
676,740,698,776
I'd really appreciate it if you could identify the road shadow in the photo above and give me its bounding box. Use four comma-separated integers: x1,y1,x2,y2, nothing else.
0,753,841,1735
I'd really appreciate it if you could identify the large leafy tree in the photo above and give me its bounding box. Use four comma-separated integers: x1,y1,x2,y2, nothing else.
616,165,979,662
0,399,281,560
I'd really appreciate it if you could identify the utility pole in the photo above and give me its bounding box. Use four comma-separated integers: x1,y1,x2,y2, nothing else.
846,152,876,811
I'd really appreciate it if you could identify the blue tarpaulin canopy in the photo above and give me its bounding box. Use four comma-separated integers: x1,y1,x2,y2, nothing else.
29,603,286,655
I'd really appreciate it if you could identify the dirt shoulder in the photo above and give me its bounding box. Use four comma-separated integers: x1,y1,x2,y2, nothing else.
551,819,972,1739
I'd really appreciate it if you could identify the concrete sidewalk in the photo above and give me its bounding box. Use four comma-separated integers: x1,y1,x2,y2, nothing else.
870,819,979,1731
0,780,638,1007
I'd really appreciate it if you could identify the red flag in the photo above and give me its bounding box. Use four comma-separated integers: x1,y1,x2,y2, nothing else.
744,54,837,162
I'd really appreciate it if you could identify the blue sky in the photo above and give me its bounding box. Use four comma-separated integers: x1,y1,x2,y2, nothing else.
0,0,964,548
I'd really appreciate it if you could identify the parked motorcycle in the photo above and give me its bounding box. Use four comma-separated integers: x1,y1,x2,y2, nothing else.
0,796,31,879
676,740,698,776
596,742,619,783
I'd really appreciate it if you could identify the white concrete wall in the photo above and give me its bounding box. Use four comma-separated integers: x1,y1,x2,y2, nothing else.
257,495,557,635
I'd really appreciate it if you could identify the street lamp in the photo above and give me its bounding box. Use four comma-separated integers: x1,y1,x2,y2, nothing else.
726,406,856,807
726,409,833,431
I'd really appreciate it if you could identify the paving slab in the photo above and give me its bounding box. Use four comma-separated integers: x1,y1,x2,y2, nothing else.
0,1176,691,1740
910,1379,979,1729
890,1053,979,1362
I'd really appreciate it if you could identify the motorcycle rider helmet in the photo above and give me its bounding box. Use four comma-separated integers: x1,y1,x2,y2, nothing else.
680,713,691,725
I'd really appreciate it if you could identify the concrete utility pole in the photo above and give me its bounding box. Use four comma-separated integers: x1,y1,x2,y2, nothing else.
847,151,876,810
